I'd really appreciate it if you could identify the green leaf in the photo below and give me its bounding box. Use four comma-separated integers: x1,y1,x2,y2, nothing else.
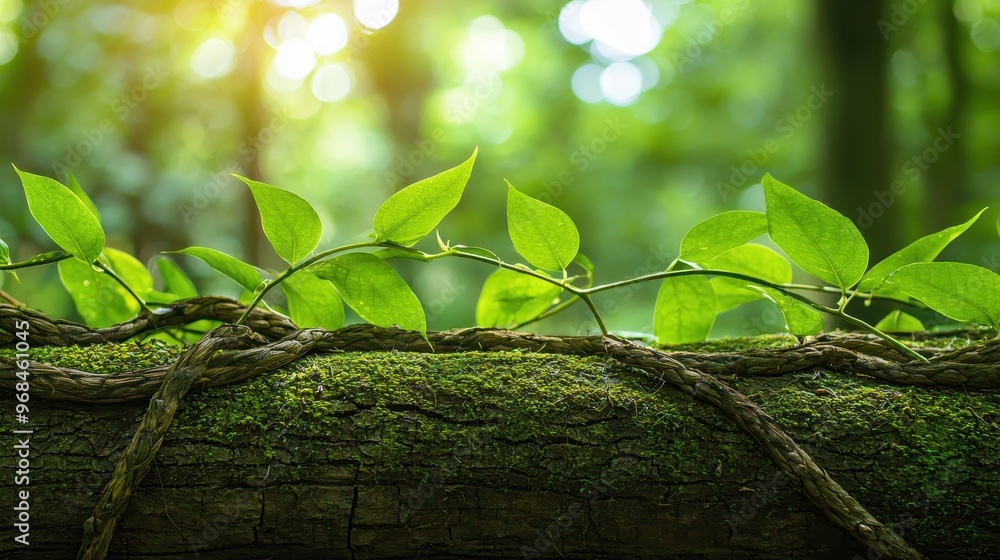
172,247,264,292
874,310,925,333
707,243,793,313
66,173,100,220
15,166,105,263
889,262,1000,329
373,149,477,247
371,247,432,263
762,174,868,290
452,245,502,263
236,176,322,264
281,270,345,330
155,256,198,299
573,253,595,277
475,269,562,328
679,211,768,264
858,208,987,292
102,248,154,299
0,237,10,266
58,258,139,327
310,253,426,335
0,238,12,283
507,181,580,271
754,287,824,336
653,275,716,344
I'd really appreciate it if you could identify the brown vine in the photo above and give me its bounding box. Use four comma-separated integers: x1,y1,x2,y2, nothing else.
5,297,994,558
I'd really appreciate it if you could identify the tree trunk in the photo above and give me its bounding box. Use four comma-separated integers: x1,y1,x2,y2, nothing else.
2,342,997,559
815,0,895,262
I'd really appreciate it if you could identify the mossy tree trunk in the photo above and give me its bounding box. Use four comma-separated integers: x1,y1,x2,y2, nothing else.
2,344,997,559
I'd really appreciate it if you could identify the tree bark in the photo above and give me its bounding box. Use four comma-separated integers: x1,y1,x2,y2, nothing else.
2,344,997,559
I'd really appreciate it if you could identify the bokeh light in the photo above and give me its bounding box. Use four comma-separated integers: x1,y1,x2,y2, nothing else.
559,0,664,105
578,0,661,58
190,37,236,79
273,38,316,80
571,63,604,103
600,61,643,105
459,16,524,73
311,63,353,102
307,13,349,55
354,0,398,31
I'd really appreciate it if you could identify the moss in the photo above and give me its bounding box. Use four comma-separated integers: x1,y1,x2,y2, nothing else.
0,339,185,373
658,333,802,353
7,335,999,550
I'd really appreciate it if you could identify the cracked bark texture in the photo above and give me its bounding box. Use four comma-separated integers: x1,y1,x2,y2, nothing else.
1,348,997,559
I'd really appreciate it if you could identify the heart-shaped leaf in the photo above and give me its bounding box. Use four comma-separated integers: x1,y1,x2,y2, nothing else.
373,149,477,247
707,243,792,313
15,167,105,263
889,262,1000,330
858,208,987,292
654,275,716,344
155,256,198,299
0,237,10,267
507,181,580,271
679,211,768,265
58,258,140,327
874,310,925,333
476,268,562,328
281,270,345,330
102,247,154,299
172,247,264,293
237,176,322,265
310,253,426,336
762,174,868,291
754,287,824,336
66,173,101,220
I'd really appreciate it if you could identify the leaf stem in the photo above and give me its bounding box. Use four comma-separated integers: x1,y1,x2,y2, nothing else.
0,252,71,270
580,267,928,362
94,261,150,314
511,296,582,330
235,241,380,326
831,311,930,363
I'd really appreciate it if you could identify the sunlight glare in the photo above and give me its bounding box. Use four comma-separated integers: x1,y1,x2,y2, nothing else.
190,37,236,79
307,13,349,55
274,38,316,80
311,63,353,102
269,0,321,8
600,61,643,106
558,1,589,45
354,0,398,31
579,0,661,58
277,12,309,42
461,16,524,72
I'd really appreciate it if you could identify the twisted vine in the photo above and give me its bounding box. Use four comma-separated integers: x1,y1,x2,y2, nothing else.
4,300,993,557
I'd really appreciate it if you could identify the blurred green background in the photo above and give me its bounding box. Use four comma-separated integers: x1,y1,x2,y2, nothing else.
1,0,998,336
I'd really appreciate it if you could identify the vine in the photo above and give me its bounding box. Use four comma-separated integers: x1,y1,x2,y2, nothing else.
4,154,999,560
2,152,996,362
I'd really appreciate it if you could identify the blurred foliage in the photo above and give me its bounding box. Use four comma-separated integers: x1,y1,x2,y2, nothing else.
1,0,998,337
